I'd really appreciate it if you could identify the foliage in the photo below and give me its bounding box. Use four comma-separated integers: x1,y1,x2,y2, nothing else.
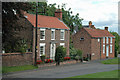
101,58,118,64
74,49,83,60
2,2,32,53
110,32,120,56
55,46,66,63
2,65,38,73
69,44,77,59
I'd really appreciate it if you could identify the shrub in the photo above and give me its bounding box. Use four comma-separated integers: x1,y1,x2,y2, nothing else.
36,60,42,64
55,46,66,65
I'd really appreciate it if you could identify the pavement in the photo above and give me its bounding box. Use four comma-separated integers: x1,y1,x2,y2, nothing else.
2,60,118,78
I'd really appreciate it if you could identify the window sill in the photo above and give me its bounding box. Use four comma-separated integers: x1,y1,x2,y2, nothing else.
40,39,45,40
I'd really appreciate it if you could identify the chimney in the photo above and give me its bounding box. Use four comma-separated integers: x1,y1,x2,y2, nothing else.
20,10,27,16
105,27,108,31
55,9,62,20
89,21,92,28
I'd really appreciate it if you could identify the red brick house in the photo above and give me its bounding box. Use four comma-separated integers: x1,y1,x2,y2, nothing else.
72,21,115,60
25,9,70,60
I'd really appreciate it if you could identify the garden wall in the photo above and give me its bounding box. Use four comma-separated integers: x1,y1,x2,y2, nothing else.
2,52,33,67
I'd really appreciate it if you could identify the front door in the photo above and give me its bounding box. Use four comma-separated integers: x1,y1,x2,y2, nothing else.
50,43,56,60
106,45,109,57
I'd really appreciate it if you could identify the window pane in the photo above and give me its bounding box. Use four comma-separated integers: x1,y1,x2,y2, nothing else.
40,31,45,39
61,31,64,39
51,31,55,39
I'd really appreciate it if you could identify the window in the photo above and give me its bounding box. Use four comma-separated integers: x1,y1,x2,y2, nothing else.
40,29,45,40
103,37,105,43
60,43,65,47
51,29,55,40
106,37,108,44
98,38,100,42
40,43,45,56
80,37,84,40
103,45,105,54
60,30,65,40
110,45,112,53
110,37,112,43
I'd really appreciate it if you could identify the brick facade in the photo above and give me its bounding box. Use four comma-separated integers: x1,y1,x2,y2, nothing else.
33,28,70,60
72,28,115,60
2,52,33,67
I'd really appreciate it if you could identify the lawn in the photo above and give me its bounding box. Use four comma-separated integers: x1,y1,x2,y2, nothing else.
70,70,118,78
2,65,38,73
101,58,119,64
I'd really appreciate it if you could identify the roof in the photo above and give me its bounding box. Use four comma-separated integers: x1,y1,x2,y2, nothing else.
84,28,115,38
25,13,69,30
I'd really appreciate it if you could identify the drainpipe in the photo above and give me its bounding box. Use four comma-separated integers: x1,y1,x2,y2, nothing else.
100,38,101,60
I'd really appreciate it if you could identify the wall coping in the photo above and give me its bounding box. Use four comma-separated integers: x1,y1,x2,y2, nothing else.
2,52,32,56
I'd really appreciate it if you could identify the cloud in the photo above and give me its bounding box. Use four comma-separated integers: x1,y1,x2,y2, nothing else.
48,0,119,33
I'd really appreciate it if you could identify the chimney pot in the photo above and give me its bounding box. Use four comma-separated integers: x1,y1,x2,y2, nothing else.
105,27,108,31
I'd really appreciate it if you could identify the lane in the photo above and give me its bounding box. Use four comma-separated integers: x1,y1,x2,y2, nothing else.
3,61,118,78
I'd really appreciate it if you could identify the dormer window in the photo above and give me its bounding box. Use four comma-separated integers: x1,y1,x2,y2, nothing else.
80,37,84,40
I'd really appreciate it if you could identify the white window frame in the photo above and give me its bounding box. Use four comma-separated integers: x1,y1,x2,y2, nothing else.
40,29,46,40
60,30,65,40
110,37,112,43
60,43,65,47
103,37,105,43
51,29,55,40
40,43,46,56
106,37,108,44
98,38,100,42
110,45,112,53
103,45,105,54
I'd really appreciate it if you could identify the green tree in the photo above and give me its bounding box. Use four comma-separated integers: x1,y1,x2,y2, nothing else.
55,46,66,65
110,32,120,57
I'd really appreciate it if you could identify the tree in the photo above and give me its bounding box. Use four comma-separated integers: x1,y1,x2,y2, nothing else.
110,32,120,57
2,2,32,53
55,46,66,65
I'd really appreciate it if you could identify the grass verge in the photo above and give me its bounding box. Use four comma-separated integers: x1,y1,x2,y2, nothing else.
2,65,38,73
101,58,118,64
70,70,118,78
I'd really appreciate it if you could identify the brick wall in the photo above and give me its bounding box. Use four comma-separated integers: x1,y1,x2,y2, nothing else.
2,52,33,67
72,28,91,58
91,38,100,60
33,28,70,60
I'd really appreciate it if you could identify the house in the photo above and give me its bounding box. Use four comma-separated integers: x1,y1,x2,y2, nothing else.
24,9,70,60
72,21,115,60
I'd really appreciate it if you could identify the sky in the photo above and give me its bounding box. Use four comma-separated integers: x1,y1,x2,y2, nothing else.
48,0,119,34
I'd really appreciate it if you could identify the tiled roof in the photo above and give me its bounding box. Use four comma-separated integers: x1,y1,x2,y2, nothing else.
84,28,114,38
25,13,69,30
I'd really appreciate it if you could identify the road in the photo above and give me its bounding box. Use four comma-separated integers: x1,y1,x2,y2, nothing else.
3,61,118,78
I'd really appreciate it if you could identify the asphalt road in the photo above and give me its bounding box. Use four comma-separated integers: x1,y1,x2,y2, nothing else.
3,61,118,78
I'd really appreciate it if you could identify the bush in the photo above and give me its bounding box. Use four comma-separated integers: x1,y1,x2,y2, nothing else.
55,46,66,65
76,49,82,59
70,47,77,59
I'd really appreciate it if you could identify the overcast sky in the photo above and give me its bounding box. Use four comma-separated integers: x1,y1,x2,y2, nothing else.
48,0,119,33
